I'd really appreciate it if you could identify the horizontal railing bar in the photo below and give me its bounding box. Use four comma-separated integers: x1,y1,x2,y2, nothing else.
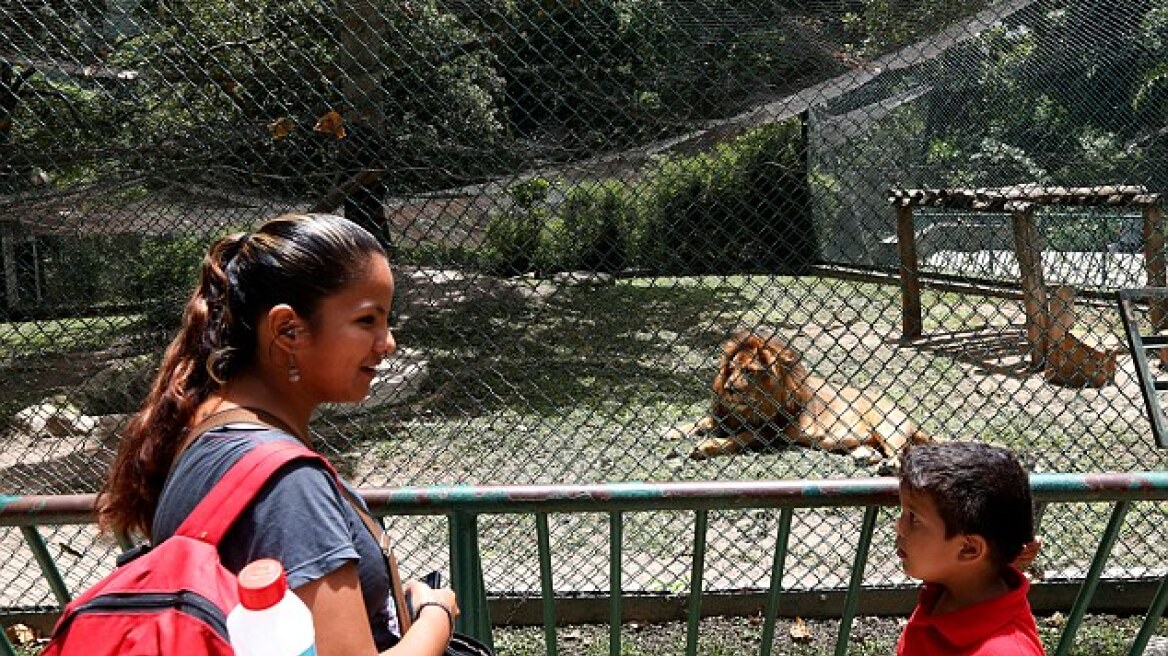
3,472,1167,526
0,494,96,525
364,472,1168,514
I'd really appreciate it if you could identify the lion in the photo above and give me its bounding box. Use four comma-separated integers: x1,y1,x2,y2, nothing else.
682,329,937,464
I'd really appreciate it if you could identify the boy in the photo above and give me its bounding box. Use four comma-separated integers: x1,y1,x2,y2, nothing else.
896,441,1045,655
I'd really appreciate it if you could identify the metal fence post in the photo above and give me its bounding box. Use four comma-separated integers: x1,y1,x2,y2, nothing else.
609,511,623,656
835,506,879,656
449,511,492,649
535,513,558,656
759,507,794,656
1054,500,1130,656
684,509,709,656
20,526,71,606
1,628,17,656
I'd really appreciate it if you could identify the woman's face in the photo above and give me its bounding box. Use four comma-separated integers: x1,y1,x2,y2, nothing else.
295,253,396,404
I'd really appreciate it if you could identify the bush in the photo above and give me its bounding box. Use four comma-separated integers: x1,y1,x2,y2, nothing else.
128,234,207,330
541,181,633,273
472,121,818,277
479,177,553,276
633,119,818,274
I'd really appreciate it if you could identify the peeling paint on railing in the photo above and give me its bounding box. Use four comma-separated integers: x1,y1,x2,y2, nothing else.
2,473,1167,525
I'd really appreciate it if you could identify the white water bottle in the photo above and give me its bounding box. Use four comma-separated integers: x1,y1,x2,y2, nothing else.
227,558,317,656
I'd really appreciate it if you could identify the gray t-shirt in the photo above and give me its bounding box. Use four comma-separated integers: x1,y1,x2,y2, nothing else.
152,424,397,650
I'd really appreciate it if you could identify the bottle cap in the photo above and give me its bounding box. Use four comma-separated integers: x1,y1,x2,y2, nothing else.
237,558,288,610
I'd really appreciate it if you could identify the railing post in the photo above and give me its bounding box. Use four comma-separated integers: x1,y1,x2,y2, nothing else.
684,509,709,656
609,512,623,656
535,513,558,656
759,508,794,656
835,506,879,656
1126,569,1168,656
114,531,135,552
1,627,18,656
1054,501,1130,656
20,525,71,605
449,511,492,649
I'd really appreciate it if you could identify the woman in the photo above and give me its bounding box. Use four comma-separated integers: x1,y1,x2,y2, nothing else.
99,213,458,656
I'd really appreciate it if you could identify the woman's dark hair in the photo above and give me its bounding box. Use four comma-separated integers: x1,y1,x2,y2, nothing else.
99,213,386,537
900,441,1035,570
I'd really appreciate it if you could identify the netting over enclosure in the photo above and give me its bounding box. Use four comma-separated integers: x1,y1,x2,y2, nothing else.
2,0,1167,614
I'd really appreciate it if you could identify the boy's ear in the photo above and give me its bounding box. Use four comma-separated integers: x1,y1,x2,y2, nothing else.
957,534,989,562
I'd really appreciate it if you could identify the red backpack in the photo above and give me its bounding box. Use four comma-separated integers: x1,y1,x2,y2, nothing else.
40,440,324,656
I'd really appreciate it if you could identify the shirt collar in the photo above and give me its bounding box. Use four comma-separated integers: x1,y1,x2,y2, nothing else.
914,566,1031,649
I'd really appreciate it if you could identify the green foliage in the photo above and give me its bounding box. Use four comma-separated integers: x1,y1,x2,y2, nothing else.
635,120,816,274
905,2,1168,190
12,233,203,328
542,181,633,273
474,121,816,276
480,177,553,275
34,235,141,310
127,234,207,330
843,0,994,55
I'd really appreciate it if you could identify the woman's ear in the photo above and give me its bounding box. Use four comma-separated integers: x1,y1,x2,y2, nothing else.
265,304,302,349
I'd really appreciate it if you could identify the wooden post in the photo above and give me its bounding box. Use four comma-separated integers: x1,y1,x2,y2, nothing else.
1011,207,1049,370
896,205,922,341
1,220,18,311
1143,202,1167,329
1048,285,1075,345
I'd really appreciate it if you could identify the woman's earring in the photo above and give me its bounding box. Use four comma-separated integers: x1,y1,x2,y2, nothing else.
288,352,301,383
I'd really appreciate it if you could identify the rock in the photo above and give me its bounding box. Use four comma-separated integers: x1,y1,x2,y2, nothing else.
550,271,615,287
11,396,126,441
13,396,89,438
75,354,156,416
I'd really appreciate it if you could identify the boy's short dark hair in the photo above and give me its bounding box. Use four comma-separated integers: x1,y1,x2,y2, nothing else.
900,442,1035,570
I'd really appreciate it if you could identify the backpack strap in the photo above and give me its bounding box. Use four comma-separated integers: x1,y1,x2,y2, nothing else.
170,406,335,545
174,439,330,544
169,406,412,629
173,406,311,470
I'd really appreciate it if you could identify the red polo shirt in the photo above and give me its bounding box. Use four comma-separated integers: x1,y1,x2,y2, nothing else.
896,566,1045,655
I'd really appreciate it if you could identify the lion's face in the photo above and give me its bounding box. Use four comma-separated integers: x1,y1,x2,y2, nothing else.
711,330,804,425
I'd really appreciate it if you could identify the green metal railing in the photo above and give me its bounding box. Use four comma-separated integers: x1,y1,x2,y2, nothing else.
2,472,1166,656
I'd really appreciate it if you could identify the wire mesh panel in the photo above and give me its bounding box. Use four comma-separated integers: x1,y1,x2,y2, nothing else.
1,0,1167,617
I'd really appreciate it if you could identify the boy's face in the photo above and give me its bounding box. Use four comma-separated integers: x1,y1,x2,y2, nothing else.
895,485,965,583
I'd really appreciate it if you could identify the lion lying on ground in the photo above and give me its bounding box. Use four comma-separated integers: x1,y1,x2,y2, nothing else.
682,329,937,464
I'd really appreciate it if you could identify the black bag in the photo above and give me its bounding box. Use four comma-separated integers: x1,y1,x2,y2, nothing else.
445,632,494,656
383,626,493,656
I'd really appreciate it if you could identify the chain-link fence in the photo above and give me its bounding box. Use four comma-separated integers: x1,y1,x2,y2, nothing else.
2,0,1167,618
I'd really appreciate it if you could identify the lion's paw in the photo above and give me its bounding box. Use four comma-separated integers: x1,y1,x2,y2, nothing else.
850,446,882,465
876,456,903,476
688,446,711,460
